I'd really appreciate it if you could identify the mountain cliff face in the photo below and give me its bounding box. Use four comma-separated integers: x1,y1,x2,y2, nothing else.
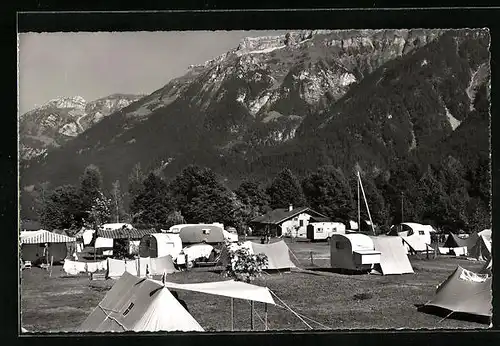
19,94,144,160
20,29,490,217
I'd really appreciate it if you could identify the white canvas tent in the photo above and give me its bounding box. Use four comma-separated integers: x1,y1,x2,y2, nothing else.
370,236,414,275
469,229,492,261
78,272,203,332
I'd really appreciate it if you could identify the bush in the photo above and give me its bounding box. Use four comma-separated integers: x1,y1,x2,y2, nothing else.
223,244,268,283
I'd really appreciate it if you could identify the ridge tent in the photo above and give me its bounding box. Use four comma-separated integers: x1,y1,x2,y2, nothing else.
370,236,414,275
250,240,297,270
400,235,430,253
78,272,203,332
139,233,182,258
330,233,381,272
423,266,492,321
444,232,479,250
468,231,492,261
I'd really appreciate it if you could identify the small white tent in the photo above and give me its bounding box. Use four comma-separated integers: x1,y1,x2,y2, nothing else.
370,236,414,275
469,229,492,261
330,233,381,272
78,272,203,332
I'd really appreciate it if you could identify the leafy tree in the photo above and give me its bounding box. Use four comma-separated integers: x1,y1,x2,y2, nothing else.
130,172,173,226
359,174,389,227
165,210,186,228
302,166,354,222
79,164,103,218
465,197,491,232
127,162,145,209
32,181,51,220
110,180,127,223
267,168,307,209
40,185,82,230
416,166,452,227
223,244,269,283
84,192,112,228
169,165,243,228
235,178,270,223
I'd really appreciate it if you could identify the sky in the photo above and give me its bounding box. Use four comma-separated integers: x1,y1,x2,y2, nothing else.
18,30,288,114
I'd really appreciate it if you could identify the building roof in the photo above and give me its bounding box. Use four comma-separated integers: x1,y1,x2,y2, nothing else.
251,207,328,225
97,228,156,240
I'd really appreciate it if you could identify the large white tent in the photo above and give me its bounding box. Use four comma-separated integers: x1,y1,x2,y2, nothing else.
20,230,76,263
370,236,414,275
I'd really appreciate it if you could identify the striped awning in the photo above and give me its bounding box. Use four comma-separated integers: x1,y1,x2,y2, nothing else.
20,230,76,244
97,228,155,240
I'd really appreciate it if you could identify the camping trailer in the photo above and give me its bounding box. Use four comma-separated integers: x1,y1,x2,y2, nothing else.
139,233,182,258
388,222,434,245
306,222,346,241
176,224,225,245
330,233,381,272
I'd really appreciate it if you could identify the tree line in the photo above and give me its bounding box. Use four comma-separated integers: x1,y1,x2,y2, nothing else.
30,155,490,236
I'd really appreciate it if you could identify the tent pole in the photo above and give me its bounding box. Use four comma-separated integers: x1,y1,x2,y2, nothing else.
438,311,454,323
231,298,234,331
358,172,376,235
250,301,254,330
265,303,268,331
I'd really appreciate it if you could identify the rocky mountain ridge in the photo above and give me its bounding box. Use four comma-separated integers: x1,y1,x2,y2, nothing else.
19,93,144,160
19,29,490,221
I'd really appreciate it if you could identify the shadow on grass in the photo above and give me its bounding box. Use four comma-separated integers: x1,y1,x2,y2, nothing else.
415,304,491,325
305,267,370,275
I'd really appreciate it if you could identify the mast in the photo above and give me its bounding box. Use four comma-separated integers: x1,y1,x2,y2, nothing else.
401,192,404,224
357,171,376,235
357,174,361,232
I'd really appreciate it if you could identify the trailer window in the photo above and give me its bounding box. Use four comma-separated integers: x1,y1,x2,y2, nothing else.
317,228,323,233
418,231,425,235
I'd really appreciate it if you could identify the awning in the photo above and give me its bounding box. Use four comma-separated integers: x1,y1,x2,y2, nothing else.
97,228,156,240
161,280,276,305
20,230,76,244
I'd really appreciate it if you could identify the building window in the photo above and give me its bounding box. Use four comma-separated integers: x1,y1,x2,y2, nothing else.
299,220,304,227
317,228,323,233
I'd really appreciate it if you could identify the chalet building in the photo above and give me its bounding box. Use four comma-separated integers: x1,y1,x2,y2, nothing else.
250,204,330,238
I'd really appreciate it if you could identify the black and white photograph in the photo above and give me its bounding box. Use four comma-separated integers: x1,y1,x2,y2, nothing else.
18,27,492,333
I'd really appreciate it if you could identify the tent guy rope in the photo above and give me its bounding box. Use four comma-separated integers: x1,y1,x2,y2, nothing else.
269,290,313,329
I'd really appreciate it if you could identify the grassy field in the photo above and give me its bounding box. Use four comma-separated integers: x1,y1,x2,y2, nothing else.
20,238,489,332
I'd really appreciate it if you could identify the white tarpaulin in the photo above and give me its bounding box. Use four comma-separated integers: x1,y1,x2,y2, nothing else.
95,237,113,249
82,229,95,245
63,259,108,275
401,236,429,252
183,244,213,262
162,280,276,305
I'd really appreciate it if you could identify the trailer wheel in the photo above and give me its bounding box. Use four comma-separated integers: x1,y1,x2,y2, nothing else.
326,236,331,242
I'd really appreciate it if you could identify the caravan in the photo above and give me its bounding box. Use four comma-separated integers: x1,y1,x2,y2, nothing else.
306,222,346,241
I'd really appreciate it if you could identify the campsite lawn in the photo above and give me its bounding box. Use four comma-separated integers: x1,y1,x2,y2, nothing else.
20,239,489,332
